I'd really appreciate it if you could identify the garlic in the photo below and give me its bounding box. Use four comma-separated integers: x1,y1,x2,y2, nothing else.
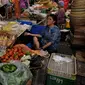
21,55,31,61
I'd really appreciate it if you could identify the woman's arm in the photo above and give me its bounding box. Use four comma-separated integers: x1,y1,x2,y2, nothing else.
24,32,41,37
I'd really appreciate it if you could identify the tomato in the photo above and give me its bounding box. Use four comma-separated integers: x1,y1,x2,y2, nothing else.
14,55,19,60
10,55,14,60
14,48,18,52
2,59,7,62
9,51,13,56
5,56,8,59
10,57,14,60
18,53,24,57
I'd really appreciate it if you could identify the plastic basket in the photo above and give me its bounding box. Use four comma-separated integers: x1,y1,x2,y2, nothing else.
47,53,76,79
46,53,76,85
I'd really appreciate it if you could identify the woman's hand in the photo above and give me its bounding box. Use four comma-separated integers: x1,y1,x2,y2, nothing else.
42,42,52,49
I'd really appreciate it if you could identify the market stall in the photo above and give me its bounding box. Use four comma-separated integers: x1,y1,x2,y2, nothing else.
0,21,31,84
0,20,50,85
1,0,85,85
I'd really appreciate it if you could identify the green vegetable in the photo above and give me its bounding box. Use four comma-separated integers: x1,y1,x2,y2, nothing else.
1,64,17,73
25,51,31,55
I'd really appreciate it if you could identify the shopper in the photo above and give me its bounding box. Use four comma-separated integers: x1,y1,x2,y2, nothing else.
24,14,61,53
56,0,65,29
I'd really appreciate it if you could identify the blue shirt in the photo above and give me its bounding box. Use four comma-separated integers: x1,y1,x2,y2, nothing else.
41,25,61,51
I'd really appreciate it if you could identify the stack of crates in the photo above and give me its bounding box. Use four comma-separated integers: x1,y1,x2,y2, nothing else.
46,53,76,85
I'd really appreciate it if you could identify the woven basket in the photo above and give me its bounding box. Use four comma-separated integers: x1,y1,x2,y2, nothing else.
71,12,85,17
71,3,85,26
71,0,85,8
70,17,85,26
71,8,85,12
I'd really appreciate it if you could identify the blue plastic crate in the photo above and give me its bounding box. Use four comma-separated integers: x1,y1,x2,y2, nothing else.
30,25,46,35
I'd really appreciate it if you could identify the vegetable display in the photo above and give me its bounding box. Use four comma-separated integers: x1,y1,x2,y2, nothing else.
0,44,41,63
0,44,30,63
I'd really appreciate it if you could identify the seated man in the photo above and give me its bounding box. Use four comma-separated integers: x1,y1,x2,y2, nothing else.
24,14,61,53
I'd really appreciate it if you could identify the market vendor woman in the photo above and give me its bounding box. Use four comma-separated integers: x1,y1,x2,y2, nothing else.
24,14,61,53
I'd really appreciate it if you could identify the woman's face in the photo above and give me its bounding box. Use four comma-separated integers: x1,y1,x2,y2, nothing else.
47,16,55,26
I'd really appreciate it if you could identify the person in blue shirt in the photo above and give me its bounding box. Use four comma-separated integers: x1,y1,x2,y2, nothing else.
24,14,61,53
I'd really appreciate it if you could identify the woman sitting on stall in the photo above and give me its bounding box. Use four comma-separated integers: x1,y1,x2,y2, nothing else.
24,14,61,53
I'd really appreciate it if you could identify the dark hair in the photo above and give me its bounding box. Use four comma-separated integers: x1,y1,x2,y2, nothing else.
47,14,57,25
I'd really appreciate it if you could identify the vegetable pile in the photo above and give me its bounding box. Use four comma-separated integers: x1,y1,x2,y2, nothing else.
0,44,31,63
0,44,41,63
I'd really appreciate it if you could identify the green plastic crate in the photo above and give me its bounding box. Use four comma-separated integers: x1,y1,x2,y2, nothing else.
46,74,76,85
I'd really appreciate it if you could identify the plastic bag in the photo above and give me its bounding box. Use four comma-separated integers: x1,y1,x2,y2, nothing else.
0,61,32,85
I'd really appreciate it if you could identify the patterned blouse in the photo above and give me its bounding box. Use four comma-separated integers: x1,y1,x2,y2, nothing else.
41,25,61,51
